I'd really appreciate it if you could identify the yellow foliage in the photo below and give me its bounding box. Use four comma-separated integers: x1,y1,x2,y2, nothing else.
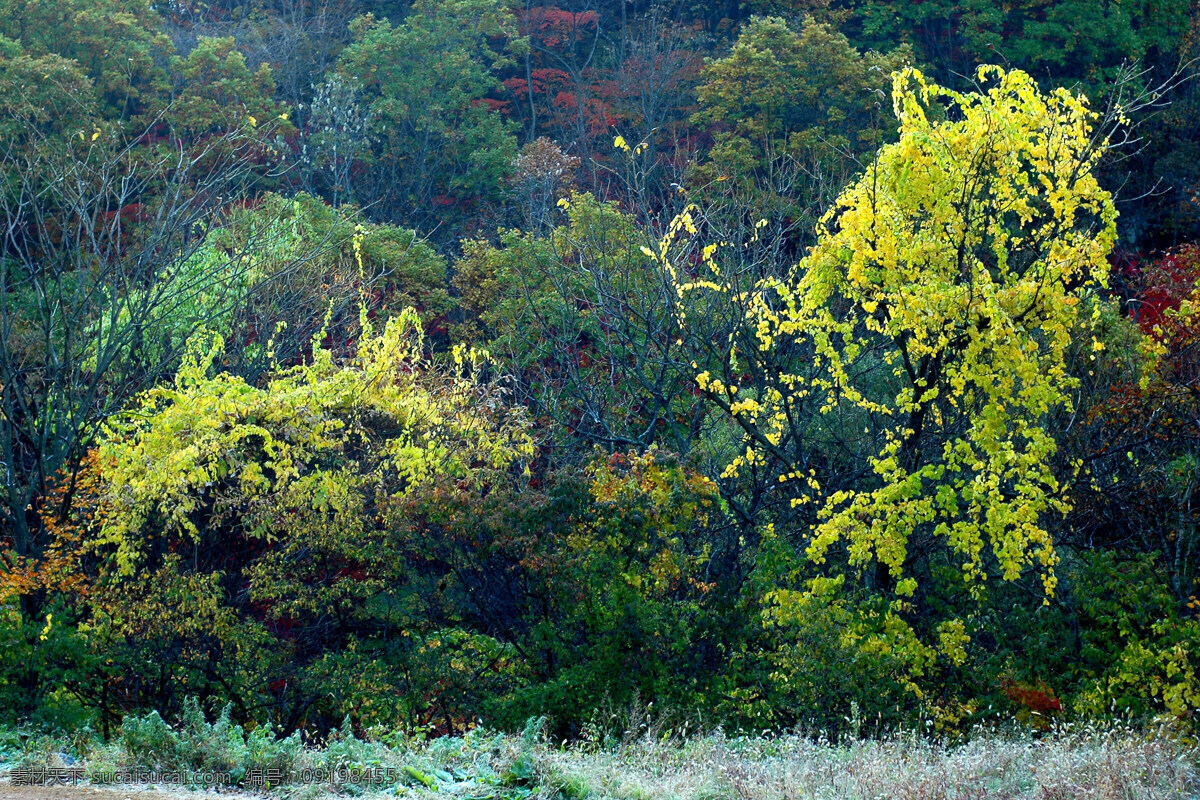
665,65,1117,672
90,307,533,576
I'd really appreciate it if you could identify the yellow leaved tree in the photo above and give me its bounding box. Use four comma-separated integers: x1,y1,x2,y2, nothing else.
658,65,1118,685
92,307,532,577
24,306,534,722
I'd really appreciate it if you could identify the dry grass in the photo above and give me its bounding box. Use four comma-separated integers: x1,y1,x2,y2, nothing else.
525,724,1198,799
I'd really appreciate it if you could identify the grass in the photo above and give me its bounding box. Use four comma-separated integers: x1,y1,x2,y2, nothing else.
530,723,1197,799
3,712,1197,799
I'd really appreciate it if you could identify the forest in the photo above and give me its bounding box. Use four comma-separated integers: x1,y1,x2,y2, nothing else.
1,0,1200,783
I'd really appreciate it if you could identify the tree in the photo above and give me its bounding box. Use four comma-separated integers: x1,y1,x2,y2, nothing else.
663,65,1118,673
505,3,606,157
453,192,704,457
839,0,1190,89
489,448,730,732
506,136,581,231
0,0,173,120
77,191,450,385
1066,244,1200,605
693,16,907,172
0,36,96,145
167,36,291,141
336,0,519,236
25,309,531,728
161,0,359,113
0,123,283,571
613,6,704,155
300,73,371,207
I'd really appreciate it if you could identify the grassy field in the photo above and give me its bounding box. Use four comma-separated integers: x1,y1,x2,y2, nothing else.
4,713,1198,799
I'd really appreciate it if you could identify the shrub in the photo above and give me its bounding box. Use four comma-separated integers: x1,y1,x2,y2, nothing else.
119,710,181,771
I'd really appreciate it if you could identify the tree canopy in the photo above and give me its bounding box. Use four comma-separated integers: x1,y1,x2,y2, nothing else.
1,0,1199,739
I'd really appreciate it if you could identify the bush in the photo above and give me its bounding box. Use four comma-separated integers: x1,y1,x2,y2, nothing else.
178,698,248,781
116,698,310,786
119,710,181,771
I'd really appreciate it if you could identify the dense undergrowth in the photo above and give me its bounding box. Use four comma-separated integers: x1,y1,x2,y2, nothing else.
3,705,1198,799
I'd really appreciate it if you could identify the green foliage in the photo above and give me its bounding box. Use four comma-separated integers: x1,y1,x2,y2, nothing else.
1081,623,1200,722
454,193,701,453
742,533,924,730
84,222,266,379
0,35,95,143
119,710,182,769
1068,553,1200,721
336,0,519,232
176,697,248,779
114,700,302,786
251,192,450,321
694,16,908,169
0,0,171,119
167,37,291,140
842,0,1191,89
301,629,525,733
245,723,304,777
87,192,449,379
499,450,729,729
0,599,97,732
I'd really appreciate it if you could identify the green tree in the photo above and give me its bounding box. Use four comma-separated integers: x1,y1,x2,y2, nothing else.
693,16,908,173
0,35,95,144
336,0,519,235
496,449,731,731
453,193,703,455
167,37,291,141
842,0,1190,90
162,192,451,377
0,0,172,120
